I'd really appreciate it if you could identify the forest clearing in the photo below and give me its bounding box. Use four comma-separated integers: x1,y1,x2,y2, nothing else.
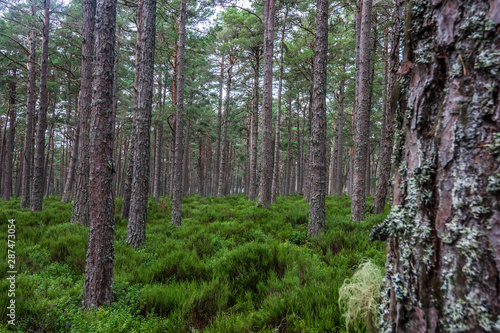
0,0,499,331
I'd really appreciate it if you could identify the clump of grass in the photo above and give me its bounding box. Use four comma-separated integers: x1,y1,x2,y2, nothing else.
338,260,384,332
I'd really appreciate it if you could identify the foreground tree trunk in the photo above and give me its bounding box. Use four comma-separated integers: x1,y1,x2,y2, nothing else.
3,72,16,201
20,5,37,209
308,0,328,237
71,0,96,225
171,0,186,226
371,0,500,330
257,0,275,208
82,0,117,308
127,0,156,249
350,0,372,221
31,0,50,211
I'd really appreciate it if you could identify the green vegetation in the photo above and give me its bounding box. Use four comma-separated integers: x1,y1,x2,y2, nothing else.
0,196,387,332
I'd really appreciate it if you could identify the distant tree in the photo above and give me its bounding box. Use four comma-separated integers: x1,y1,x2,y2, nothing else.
171,0,187,226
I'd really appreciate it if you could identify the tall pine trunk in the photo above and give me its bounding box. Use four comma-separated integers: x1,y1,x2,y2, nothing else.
31,0,50,211
248,48,260,201
372,0,402,214
213,56,224,197
71,0,96,225
257,0,275,208
3,71,16,201
350,0,372,221
82,0,117,308
127,0,156,249
218,57,234,197
308,0,328,237
20,6,37,208
171,0,186,226
271,7,288,203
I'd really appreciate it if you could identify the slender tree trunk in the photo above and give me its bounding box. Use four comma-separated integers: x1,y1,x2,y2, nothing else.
198,137,204,196
285,98,292,196
21,5,37,209
248,48,260,201
154,123,162,201
3,71,16,201
271,7,288,204
183,119,190,195
127,0,156,249
82,0,117,308
350,0,372,221
213,56,224,197
303,91,313,201
218,57,234,198
372,0,500,329
171,0,186,226
31,0,50,211
62,125,79,202
332,79,345,196
308,0,328,237
373,1,401,214
72,0,96,225
121,0,142,219
257,0,275,208
365,17,377,197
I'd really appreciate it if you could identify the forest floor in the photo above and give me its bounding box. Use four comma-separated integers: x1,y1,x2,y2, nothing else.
0,195,388,332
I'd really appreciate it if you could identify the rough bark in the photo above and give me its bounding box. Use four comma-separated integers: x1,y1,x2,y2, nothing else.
248,48,260,201
71,0,96,225
371,0,500,330
82,0,117,308
271,7,288,203
308,0,328,237
3,71,16,201
171,0,186,226
183,119,191,195
31,0,50,211
127,0,156,249
372,2,402,214
350,0,372,221
257,0,275,208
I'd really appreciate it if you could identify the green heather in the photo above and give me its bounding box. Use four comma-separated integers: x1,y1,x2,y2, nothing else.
0,195,388,332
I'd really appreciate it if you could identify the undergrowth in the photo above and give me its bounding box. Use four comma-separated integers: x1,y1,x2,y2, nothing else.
0,194,388,332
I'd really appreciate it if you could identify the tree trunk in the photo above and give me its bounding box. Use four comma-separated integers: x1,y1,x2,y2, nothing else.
181,119,190,195
213,56,224,197
350,0,372,221
21,5,37,209
171,0,186,226
271,7,288,203
31,0,50,211
285,97,292,196
218,57,234,198
257,0,275,208
72,0,96,225
372,1,401,214
82,0,117,308
154,123,162,201
308,0,328,237
372,0,500,330
332,78,345,196
127,0,156,249
198,137,204,197
248,48,260,201
3,71,16,201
